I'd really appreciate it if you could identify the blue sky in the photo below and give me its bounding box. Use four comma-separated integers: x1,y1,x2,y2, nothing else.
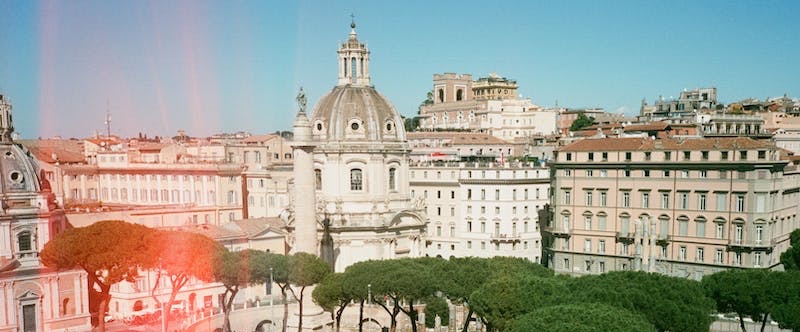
1,1,798,139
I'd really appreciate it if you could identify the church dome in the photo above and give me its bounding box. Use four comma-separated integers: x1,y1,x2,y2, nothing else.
0,94,44,198
307,22,406,143
310,85,406,142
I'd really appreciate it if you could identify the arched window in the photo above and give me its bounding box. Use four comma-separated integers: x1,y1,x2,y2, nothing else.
438,89,444,103
350,169,363,191
456,89,464,101
315,169,322,190
388,168,396,191
18,231,32,252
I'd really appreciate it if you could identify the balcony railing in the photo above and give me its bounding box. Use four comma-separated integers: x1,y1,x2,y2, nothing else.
490,233,521,243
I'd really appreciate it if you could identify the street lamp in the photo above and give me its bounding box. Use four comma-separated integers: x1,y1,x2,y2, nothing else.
270,267,274,332
367,284,372,332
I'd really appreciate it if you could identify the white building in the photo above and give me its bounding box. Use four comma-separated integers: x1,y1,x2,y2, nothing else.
287,22,427,272
410,160,548,261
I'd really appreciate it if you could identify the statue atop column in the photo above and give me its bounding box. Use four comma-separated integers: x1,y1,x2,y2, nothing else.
296,87,307,114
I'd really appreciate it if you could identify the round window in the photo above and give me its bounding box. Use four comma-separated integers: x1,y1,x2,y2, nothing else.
316,123,323,131
9,171,23,184
386,122,392,131
351,122,359,130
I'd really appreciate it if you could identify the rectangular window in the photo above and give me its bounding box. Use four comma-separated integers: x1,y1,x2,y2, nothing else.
721,151,729,160
679,220,688,236
625,152,632,161
701,151,709,160
585,191,593,206
467,189,472,200
661,193,670,209
716,193,726,211
680,193,689,209
584,216,592,230
754,252,762,267
697,222,706,237
734,224,743,243
584,239,592,253
734,252,742,266
696,247,705,262
622,192,630,207
598,215,607,230
588,152,594,161
683,151,691,160
641,192,649,208
736,195,745,212
715,249,724,264
600,169,607,177
758,150,766,160
512,189,517,200
481,189,486,200
755,225,764,243
700,170,708,178
756,194,766,213
643,170,650,177
682,170,689,178
599,240,606,253
624,170,631,177
644,152,651,161
600,192,607,207
602,152,608,161
698,193,707,210
663,170,671,177
564,169,572,176
716,223,724,239
586,169,593,177
679,246,687,261
566,153,572,161
664,151,671,160
740,150,748,160
563,191,571,204
495,189,500,200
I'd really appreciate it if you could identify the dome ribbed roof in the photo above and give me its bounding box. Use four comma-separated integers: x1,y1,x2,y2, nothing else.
310,85,406,142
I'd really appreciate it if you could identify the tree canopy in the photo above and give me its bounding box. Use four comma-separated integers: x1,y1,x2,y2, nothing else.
780,229,800,270
569,271,714,332
702,269,785,332
569,113,595,131
470,275,568,331
40,220,155,332
509,303,656,332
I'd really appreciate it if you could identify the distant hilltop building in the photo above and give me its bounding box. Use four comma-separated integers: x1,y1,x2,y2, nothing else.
418,73,558,142
640,87,719,119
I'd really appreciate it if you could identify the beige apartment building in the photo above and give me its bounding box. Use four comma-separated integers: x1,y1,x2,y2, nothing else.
545,137,800,279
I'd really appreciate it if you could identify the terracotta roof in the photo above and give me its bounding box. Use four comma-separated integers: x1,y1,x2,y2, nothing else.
407,132,509,145
19,139,86,163
180,217,285,241
558,137,774,152
136,142,164,152
624,121,671,132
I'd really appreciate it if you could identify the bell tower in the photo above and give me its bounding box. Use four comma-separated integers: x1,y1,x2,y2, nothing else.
337,19,371,87
0,93,14,142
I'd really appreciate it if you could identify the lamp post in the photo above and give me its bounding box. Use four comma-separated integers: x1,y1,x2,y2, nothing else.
270,267,274,332
367,284,372,332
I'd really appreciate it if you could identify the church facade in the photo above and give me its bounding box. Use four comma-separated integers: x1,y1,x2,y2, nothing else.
287,22,427,272
0,93,91,332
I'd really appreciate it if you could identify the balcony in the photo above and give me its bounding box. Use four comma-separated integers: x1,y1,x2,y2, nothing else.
543,226,570,238
615,232,635,244
491,233,521,244
727,239,774,253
